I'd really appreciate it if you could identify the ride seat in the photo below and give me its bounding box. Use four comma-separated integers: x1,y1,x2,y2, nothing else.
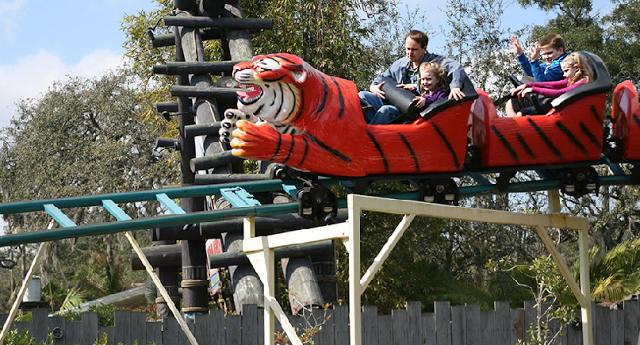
386,77,479,124
551,51,612,110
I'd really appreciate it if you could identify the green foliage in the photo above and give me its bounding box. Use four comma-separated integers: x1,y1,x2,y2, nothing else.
1,329,53,345
120,0,181,138
93,332,108,345
1,326,62,345
241,0,410,89
121,0,174,80
59,286,85,313
506,256,577,345
601,0,640,86
0,70,177,226
580,238,640,302
0,69,177,312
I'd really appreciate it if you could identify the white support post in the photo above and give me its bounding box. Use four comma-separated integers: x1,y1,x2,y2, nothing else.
243,217,277,345
245,236,281,345
548,189,561,213
347,194,362,345
244,216,255,239
579,225,594,345
244,217,309,345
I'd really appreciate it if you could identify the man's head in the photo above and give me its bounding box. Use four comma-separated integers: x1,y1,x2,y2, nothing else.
538,34,566,64
405,30,428,64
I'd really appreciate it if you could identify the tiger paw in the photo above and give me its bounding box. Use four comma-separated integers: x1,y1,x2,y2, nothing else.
230,120,284,160
218,109,257,143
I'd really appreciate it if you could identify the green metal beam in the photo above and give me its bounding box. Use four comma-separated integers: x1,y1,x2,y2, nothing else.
0,178,336,215
0,203,300,247
0,174,635,248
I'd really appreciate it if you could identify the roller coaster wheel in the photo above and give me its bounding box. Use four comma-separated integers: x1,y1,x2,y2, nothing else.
297,184,338,221
267,163,290,179
268,163,316,181
419,178,459,206
561,167,599,198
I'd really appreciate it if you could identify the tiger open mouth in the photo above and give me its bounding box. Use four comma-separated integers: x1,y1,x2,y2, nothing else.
237,84,263,105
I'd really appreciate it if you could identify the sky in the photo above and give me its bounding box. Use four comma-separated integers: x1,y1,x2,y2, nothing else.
0,0,156,130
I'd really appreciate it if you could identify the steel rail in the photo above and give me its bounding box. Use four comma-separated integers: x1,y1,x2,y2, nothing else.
0,174,634,248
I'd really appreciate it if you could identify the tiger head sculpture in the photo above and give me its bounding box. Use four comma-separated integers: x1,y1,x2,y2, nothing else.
232,53,310,126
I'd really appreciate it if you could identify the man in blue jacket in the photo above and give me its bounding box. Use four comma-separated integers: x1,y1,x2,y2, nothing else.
359,30,471,124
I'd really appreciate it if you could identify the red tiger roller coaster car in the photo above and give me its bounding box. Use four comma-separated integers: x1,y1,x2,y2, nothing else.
219,53,478,177
465,51,613,196
467,51,612,170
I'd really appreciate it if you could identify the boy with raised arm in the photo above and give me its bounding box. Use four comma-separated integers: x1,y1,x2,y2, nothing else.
511,33,568,82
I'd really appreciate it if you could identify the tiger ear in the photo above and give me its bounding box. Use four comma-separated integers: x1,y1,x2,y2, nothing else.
291,69,307,84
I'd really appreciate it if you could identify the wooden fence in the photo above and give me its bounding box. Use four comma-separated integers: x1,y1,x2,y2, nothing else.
2,300,640,345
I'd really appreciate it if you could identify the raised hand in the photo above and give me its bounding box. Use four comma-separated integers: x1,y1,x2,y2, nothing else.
530,42,539,61
510,35,523,55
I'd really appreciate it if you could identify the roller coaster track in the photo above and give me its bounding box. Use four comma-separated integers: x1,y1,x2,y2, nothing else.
0,154,636,248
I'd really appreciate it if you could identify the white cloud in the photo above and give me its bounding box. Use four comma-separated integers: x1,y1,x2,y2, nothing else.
0,48,125,130
72,48,124,78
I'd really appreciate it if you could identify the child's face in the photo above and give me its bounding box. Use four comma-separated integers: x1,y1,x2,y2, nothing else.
539,46,564,63
420,71,438,92
561,62,578,79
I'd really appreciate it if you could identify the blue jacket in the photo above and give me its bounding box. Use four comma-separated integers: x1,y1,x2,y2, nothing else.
517,52,568,82
372,52,470,90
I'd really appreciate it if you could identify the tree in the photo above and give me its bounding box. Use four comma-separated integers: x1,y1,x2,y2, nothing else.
0,69,178,311
510,256,577,345
121,0,178,137
601,0,640,85
443,0,516,98
581,238,640,302
241,0,404,90
516,0,603,52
